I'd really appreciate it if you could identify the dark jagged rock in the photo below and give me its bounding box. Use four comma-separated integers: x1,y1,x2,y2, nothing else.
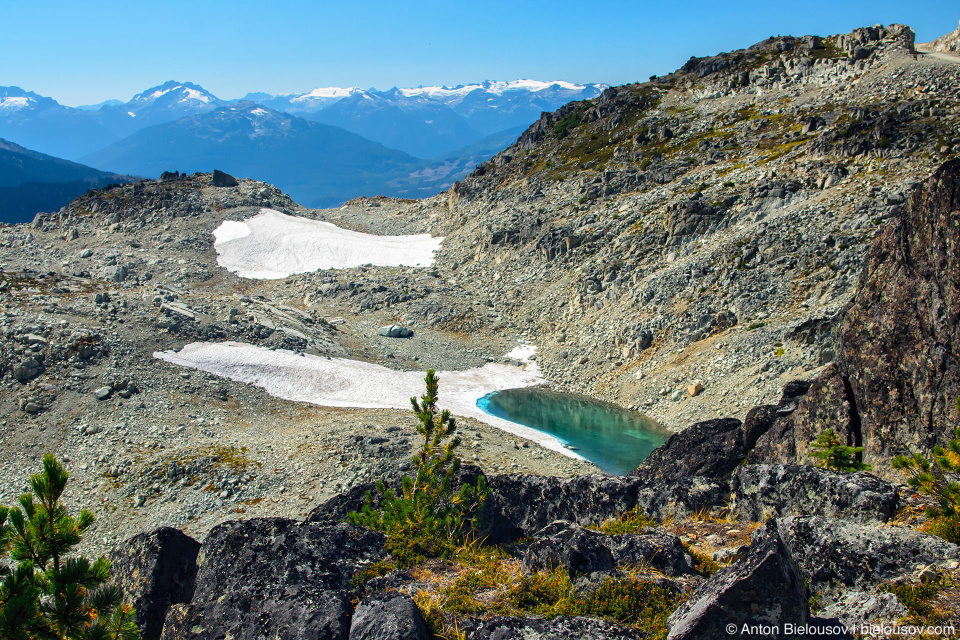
635,381,815,482
522,520,693,577
751,365,857,467
666,527,809,640
211,169,239,187
350,591,428,640
728,464,898,523
482,474,726,544
838,158,960,475
522,521,614,576
111,527,200,640
462,615,648,640
159,519,386,640
482,475,643,543
631,418,745,482
765,516,960,594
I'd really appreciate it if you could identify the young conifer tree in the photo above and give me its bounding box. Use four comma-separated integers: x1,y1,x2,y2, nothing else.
349,369,489,564
0,454,140,640
809,428,871,472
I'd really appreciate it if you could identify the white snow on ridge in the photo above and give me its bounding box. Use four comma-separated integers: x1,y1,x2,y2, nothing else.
0,96,31,109
154,342,580,458
397,80,592,99
212,209,443,279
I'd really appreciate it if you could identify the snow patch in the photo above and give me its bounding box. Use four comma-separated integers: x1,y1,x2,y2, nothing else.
154,341,579,458
0,96,30,109
505,343,537,363
212,209,443,279
212,220,252,244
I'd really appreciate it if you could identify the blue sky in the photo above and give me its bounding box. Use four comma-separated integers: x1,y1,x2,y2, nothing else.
5,0,958,106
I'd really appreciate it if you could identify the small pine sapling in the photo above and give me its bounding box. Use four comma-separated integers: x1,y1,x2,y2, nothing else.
0,454,140,640
809,428,871,472
349,370,489,564
893,426,960,544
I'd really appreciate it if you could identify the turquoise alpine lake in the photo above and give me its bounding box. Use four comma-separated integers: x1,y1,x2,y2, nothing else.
477,387,672,475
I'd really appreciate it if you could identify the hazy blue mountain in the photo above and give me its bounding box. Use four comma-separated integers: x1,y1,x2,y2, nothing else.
305,92,481,159
94,80,223,139
80,103,443,208
0,86,116,160
75,99,124,111
0,137,134,223
248,80,606,158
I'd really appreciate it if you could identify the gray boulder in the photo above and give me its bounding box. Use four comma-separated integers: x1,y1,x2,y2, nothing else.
818,591,906,630
159,519,386,640
667,527,808,640
522,520,694,578
483,474,725,544
766,516,960,595
111,527,200,640
104,265,128,282
729,464,898,523
350,591,427,640
13,357,43,381
462,615,647,640
377,324,414,338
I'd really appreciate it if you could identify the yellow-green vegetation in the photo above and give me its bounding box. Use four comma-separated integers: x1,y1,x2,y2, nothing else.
417,558,685,640
349,370,489,565
592,506,659,535
880,577,953,630
683,543,722,577
0,455,140,640
892,426,960,544
349,559,398,588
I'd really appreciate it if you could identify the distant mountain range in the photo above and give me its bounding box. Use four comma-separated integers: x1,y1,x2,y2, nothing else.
0,138,134,223
247,80,607,158
0,79,605,211
81,103,451,208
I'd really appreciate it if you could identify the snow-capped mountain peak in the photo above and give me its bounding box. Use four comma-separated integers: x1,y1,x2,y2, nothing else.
130,81,219,107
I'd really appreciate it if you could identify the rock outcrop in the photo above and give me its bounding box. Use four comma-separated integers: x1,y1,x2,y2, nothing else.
111,527,200,640
666,527,809,640
158,519,387,640
839,158,960,472
522,520,694,577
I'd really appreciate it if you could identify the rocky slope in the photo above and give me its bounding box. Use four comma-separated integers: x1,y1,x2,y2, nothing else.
1,19,960,640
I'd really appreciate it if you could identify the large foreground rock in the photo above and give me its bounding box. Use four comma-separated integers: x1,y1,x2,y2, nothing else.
522,520,694,577
839,159,960,475
666,528,808,640
111,527,201,640
159,519,387,640
729,464,898,523
766,516,960,594
350,591,428,640
482,474,726,543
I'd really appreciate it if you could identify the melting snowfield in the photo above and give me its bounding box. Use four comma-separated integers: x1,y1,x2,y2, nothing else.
154,342,580,458
213,209,444,279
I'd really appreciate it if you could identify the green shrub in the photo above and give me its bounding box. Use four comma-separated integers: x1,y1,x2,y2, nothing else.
348,370,489,565
809,429,871,472
553,113,581,139
0,454,140,640
893,426,960,542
